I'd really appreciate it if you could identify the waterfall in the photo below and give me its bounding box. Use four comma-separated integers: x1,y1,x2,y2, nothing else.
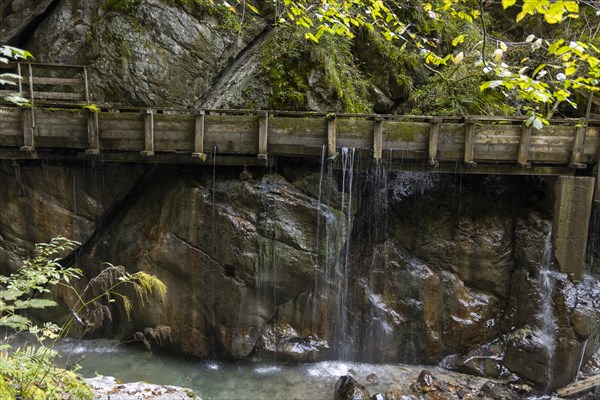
537,232,557,390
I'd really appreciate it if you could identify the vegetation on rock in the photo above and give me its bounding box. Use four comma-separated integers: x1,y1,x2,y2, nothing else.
0,237,167,399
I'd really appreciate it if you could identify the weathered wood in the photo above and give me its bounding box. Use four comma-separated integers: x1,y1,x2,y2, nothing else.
27,63,34,106
16,63,22,95
83,67,90,104
428,117,442,166
556,373,600,397
192,111,206,158
24,91,86,101
86,111,100,155
373,117,383,161
464,117,476,166
20,108,34,151
141,108,154,156
517,125,532,167
327,115,337,159
570,121,587,168
258,111,268,160
22,77,83,86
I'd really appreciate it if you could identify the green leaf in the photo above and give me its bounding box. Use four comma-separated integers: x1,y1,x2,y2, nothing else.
502,0,517,9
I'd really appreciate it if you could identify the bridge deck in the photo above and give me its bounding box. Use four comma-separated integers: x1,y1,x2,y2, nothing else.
0,105,598,175
0,62,599,176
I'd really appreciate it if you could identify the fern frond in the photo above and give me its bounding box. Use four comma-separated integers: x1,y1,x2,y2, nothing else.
131,271,167,304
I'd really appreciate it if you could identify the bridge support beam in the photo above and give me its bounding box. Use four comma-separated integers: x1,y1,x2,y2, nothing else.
373,117,383,161
553,176,595,282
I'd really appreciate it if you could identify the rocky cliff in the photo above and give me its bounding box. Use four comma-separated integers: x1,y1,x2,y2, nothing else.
2,159,599,391
2,0,600,392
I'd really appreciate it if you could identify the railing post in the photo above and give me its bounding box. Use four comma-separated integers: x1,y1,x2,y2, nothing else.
569,118,587,169
258,111,268,160
327,114,337,159
373,116,383,162
192,110,206,160
517,125,532,167
428,117,442,167
16,63,22,96
463,116,476,166
83,66,90,105
85,110,100,155
20,108,34,152
140,108,154,156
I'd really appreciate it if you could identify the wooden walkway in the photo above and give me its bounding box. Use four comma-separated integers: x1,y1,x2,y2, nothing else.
0,62,599,177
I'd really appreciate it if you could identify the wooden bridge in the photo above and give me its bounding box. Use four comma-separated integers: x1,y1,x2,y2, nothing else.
1,62,599,281
1,62,599,177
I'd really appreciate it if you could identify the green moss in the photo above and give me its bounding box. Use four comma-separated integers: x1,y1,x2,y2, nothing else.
262,27,371,113
384,122,427,141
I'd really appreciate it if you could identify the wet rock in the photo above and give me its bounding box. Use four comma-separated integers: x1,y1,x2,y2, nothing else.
442,339,508,378
385,385,416,400
366,373,379,384
334,375,370,400
571,304,598,339
478,381,519,399
261,323,329,362
370,393,384,400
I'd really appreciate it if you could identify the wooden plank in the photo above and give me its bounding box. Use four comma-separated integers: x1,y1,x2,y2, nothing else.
327,115,337,158
337,119,373,149
192,111,205,158
428,117,442,166
373,117,383,161
517,125,532,167
570,120,587,168
141,108,154,156
83,67,89,104
464,117,476,166
22,77,83,85
556,374,600,397
28,91,86,101
86,111,100,154
258,111,268,160
204,115,259,154
20,108,34,151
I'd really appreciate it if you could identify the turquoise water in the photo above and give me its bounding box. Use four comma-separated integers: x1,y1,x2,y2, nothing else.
54,339,488,400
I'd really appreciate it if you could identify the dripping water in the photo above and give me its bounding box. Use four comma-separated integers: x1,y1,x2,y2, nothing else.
211,144,217,355
537,232,557,390
336,147,356,360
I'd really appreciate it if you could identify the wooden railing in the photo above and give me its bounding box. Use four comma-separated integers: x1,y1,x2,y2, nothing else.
0,63,599,177
0,105,598,175
0,62,89,105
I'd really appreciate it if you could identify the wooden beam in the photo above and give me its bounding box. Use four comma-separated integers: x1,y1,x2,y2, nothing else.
373,116,383,161
556,374,600,397
140,108,154,156
428,117,442,166
327,115,337,159
20,108,34,152
85,111,100,155
258,111,268,160
570,118,587,169
192,110,206,159
16,63,22,95
464,117,476,166
83,67,90,104
517,125,532,167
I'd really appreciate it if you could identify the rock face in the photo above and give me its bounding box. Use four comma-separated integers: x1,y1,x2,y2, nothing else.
2,160,599,392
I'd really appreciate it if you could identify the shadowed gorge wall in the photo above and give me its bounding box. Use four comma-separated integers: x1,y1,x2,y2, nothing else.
2,160,599,390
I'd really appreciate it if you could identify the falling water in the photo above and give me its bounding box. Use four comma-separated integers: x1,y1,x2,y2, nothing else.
336,147,356,360
537,232,557,390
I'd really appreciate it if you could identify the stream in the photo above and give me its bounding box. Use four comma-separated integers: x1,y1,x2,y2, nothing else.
54,339,502,400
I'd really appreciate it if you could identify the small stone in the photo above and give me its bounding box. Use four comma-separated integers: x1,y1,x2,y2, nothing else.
370,393,384,400
366,373,379,384
417,370,436,387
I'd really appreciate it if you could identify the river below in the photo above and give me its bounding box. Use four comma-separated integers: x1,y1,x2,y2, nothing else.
54,339,512,400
